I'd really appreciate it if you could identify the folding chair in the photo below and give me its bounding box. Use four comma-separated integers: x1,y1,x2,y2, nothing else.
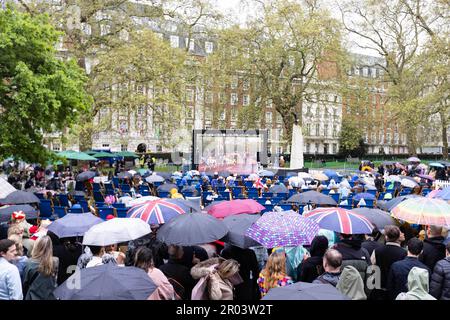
57,194,70,207
53,206,67,219
67,207,84,214
97,207,115,220
39,199,54,220
93,191,104,202
116,207,128,218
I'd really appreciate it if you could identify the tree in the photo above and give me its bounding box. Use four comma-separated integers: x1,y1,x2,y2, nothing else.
0,7,91,164
207,0,347,147
339,119,367,157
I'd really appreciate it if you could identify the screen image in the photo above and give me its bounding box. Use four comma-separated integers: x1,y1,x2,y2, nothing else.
193,130,268,174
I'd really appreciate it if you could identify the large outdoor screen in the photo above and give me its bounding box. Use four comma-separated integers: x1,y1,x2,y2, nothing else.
193,130,268,174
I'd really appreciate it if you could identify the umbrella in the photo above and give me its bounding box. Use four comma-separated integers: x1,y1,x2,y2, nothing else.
377,194,421,211
145,174,165,183
92,152,116,159
117,172,133,179
245,211,319,248
0,191,40,205
351,208,396,230
207,199,265,219
323,170,340,180
180,185,199,196
138,169,150,176
407,157,421,162
0,205,38,223
54,263,157,300
155,172,172,180
247,173,260,181
127,199,189,224
76,171,96,182
304,207,374,235
288,176,305,188
83,218,151,246
218,170,232,178
382,161,394,165
401,179,418,188
311,172,329,181
0,177,16,199
47,213,103,238
269,184,288,194
427,189,441,199
436,187,450,201
127,196,160,207
258,170,275,177
417,174,435,181
156,212,228,246
286,191,337,206
221,214,262,248
298,172,312,179
391,198,450,227
114,151,139,158
429,162,445,168
204,200,227,211
60,151,98,161
128,170,137,176
156,183,178,193
262,282,349,300
353,193,376,201
386,175,402,183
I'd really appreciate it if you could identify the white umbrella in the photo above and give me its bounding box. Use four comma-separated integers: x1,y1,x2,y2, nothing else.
127,196,160,207
128,170,137,175
362,177,375,186
0,177,16,199
247,173,260,181
386,175,402,183
401,179,418,188
288,176,305,188
298,172,312,179
118,196,133,206
83,218,151,246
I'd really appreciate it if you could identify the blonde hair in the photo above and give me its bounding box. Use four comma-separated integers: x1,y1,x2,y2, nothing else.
7,224,24,239
31,235,54,276
261,251,288,289
217,259,239,279
8,234,24,256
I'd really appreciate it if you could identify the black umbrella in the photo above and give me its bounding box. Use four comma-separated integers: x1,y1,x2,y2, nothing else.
0,205,38,223
286,191,337,206
76,171,96,182
155,172,172,180
157,183,178,193
157,212,228,246
377,194,421,211
54,264,157,300
117,172,133,179
221,214,262,249
262,282,349,300
269,184,288,194
170,198,201,213
0,191,40,205
351,208,396,230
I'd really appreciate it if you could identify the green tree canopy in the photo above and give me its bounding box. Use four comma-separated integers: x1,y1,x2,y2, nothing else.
0,7,91,164
339,119,367,158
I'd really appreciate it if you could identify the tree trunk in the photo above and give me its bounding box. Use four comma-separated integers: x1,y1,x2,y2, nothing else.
406,126,418,156
440,111,449,160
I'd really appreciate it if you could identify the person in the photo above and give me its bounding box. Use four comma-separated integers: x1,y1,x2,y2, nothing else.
48,232,83,285
191,257,241,300
134,247,174,300
333,234,371,284
361,228,383,256
313,249,342,287
257,251,293,298
370,225,407,300
0,239,23,300
430,242,450,300
279,156,285,167
298,235,329,283
387,237,430,300
125,227,167,268
336,265,367,300
396,267,436,300
221,244,260,300
419,225,446,271
159,245,197,300
77,245,116,269
86,245,108,268
170,188,184,199
22,235,59,300
8,234,28,279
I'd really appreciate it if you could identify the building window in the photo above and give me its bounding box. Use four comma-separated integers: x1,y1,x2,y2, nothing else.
372,68,377,78
243,79,250,90
266,99,272,108
186,38,195,51
306,123,311,136
100,24,110,36
333,144,337,154
220,92,226,104
324,124,328,137
206,91,213,104
219,110,226,121
186,106,194,119
363,67,368,77
205,41,213,54
315,143,319,153
186,89,194,102
266,112,272,124
231,93,238,105
231,77,238,89
52,144,60,151
137,105,144,115
315,124,320,136
170,35,179,48
316,106,320,117
102,144,110,148
243,95,250,106
306,143,310,153
121,144,127,151
119,121,128,134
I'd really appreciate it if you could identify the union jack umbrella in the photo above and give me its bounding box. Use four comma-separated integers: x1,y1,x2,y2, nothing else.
127,199,189,225
304,207,374,235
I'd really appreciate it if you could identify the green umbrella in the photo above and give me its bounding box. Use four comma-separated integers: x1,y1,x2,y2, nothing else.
60,151,97,161
92,152,116,159
57,150,77,157
114,151,139,158
84,150,98,155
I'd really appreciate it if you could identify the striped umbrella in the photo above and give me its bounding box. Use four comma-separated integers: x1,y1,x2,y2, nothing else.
245,211,320,248
304,208,374,235
391,198,450,227
127,199,188,224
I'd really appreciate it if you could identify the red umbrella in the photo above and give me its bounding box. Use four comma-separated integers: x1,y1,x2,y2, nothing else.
207,199,265,219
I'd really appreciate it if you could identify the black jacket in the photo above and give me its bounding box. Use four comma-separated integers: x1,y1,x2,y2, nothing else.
387,256,430,300
298,235,329,283
430,257,450,300
221,245,260,300
53,242,83,285
374,244,407,289
419,236,446,271
22,258,58,300
362,240,383,257
334,241,371,283
159,259,196,300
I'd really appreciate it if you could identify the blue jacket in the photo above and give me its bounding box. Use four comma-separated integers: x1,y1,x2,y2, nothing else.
387,256,430,300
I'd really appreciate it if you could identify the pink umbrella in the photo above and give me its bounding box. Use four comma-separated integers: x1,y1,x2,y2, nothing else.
207,199,265,219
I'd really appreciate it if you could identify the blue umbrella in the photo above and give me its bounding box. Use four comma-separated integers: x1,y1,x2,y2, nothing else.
0,191,40,205
47,213,103,238
436,187,450,201
323,170,339,181
353,193,376,201
429,162,445,168
269,184,288,194
258,170,275,177
0,205,38,223
54,263,157,300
